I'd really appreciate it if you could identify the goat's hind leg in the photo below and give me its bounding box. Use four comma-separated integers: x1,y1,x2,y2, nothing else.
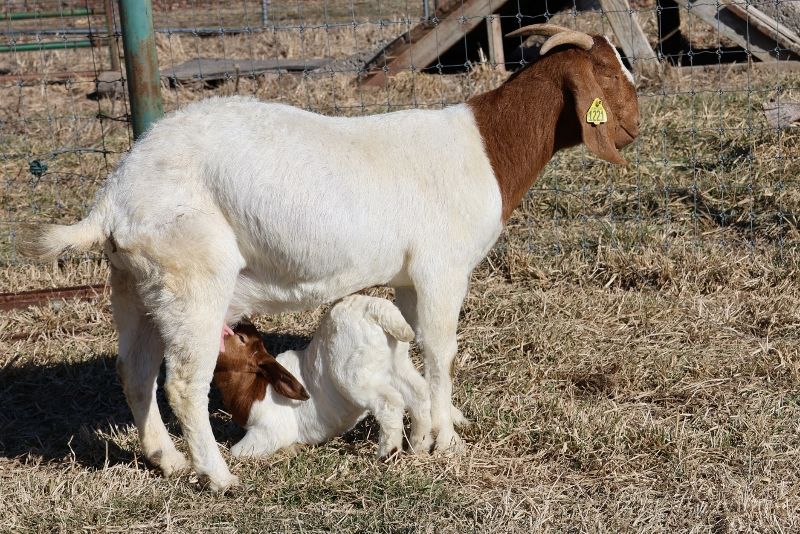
156,298,239,491
146,259,242,492
111,267,188,477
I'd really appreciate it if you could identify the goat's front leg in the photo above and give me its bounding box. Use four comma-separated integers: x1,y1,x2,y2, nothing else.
414,280,469,453
395,286,469,431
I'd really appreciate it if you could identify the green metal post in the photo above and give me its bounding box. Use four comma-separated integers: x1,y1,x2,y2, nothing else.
117,0,162,140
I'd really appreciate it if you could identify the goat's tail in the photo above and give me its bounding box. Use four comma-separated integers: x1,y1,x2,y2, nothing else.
367,299,415,343
17,196,109,262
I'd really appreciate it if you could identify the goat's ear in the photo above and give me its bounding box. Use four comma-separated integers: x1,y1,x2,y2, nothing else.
565,65,626,165
258,358,310,401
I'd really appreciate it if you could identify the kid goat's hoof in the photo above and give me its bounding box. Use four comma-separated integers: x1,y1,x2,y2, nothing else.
451,405,471,428
378,447,401,462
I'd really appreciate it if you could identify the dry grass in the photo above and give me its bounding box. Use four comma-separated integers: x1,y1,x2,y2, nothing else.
2,2,800,532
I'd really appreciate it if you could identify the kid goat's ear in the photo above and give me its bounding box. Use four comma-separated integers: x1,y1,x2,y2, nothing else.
258,358,310,401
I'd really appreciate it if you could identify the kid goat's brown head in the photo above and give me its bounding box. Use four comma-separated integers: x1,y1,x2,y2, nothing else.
214,323,309,427
506,23,640,164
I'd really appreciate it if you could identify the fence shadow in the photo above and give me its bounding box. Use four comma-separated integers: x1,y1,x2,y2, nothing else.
0,331,315,470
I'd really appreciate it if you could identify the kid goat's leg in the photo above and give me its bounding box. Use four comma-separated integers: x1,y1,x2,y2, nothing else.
368,388,406,459
111,266,188,477
343,384,405,459
414,278,469,453
393,363,433,454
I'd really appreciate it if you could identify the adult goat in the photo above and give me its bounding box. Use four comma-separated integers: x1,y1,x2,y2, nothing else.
19,24,639,491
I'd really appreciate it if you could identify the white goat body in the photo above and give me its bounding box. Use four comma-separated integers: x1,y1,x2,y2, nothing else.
94,98,502,319
22,98,501,490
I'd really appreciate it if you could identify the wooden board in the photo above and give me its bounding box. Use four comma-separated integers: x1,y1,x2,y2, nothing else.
722,1,800,56
487,15,506,72
763,100,800,128
674,0,799,62
599,0,659,75
164,58,329,84
0,284,107,311
674,59,800,74
363,0,500,86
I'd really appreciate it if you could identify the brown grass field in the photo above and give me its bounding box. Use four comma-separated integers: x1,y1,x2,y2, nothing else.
1,2,800,532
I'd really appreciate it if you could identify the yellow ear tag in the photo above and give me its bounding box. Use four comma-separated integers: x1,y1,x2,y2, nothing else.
586,98,608,126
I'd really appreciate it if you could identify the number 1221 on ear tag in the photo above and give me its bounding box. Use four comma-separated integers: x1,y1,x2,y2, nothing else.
586,98,608,125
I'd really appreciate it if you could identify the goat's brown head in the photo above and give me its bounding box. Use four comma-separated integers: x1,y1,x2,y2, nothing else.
214,323,309,427
508,24,640,164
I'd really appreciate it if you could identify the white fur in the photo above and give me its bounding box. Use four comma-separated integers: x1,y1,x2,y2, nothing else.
44,97,502,489
231,295,432,458
605,36,636,85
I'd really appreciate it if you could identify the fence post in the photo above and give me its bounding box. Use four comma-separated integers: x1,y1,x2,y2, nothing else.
103,0,121,71
261,0,269,27
117,0,163,140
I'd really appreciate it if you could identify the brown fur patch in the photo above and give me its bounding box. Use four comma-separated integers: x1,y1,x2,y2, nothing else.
213,324,308,427
213,328,268,427
468,36,639,221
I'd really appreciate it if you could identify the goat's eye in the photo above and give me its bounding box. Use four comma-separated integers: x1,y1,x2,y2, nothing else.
237,334,246,343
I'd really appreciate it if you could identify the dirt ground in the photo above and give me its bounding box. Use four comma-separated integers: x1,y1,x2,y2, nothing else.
1,2,800,532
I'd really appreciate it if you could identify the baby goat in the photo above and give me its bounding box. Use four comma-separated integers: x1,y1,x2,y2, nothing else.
214,295,432,459
19,24,639,490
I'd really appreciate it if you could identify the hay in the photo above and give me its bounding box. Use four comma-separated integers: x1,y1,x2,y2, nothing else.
1,2,800,531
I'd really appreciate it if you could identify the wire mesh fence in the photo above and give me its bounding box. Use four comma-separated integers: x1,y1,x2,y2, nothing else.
1,1,799,293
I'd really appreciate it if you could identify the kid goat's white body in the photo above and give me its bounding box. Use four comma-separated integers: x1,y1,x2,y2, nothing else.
231,295,432,459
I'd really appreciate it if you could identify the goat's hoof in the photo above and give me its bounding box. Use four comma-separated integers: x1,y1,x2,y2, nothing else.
409,434,434,455
282,443,307,458
231,441,275,459
433,430,465,455
229,442,250,458
451,405,471,428
151,449,189,478
201,472,241,493
378,447,401,462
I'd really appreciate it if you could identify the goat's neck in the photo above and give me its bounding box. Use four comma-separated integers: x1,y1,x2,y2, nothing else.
468,66,576,221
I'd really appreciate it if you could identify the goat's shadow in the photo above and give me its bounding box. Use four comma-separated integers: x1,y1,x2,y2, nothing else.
0,331,384,470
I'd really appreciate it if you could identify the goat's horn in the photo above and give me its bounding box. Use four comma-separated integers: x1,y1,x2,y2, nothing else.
506,24,594,55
